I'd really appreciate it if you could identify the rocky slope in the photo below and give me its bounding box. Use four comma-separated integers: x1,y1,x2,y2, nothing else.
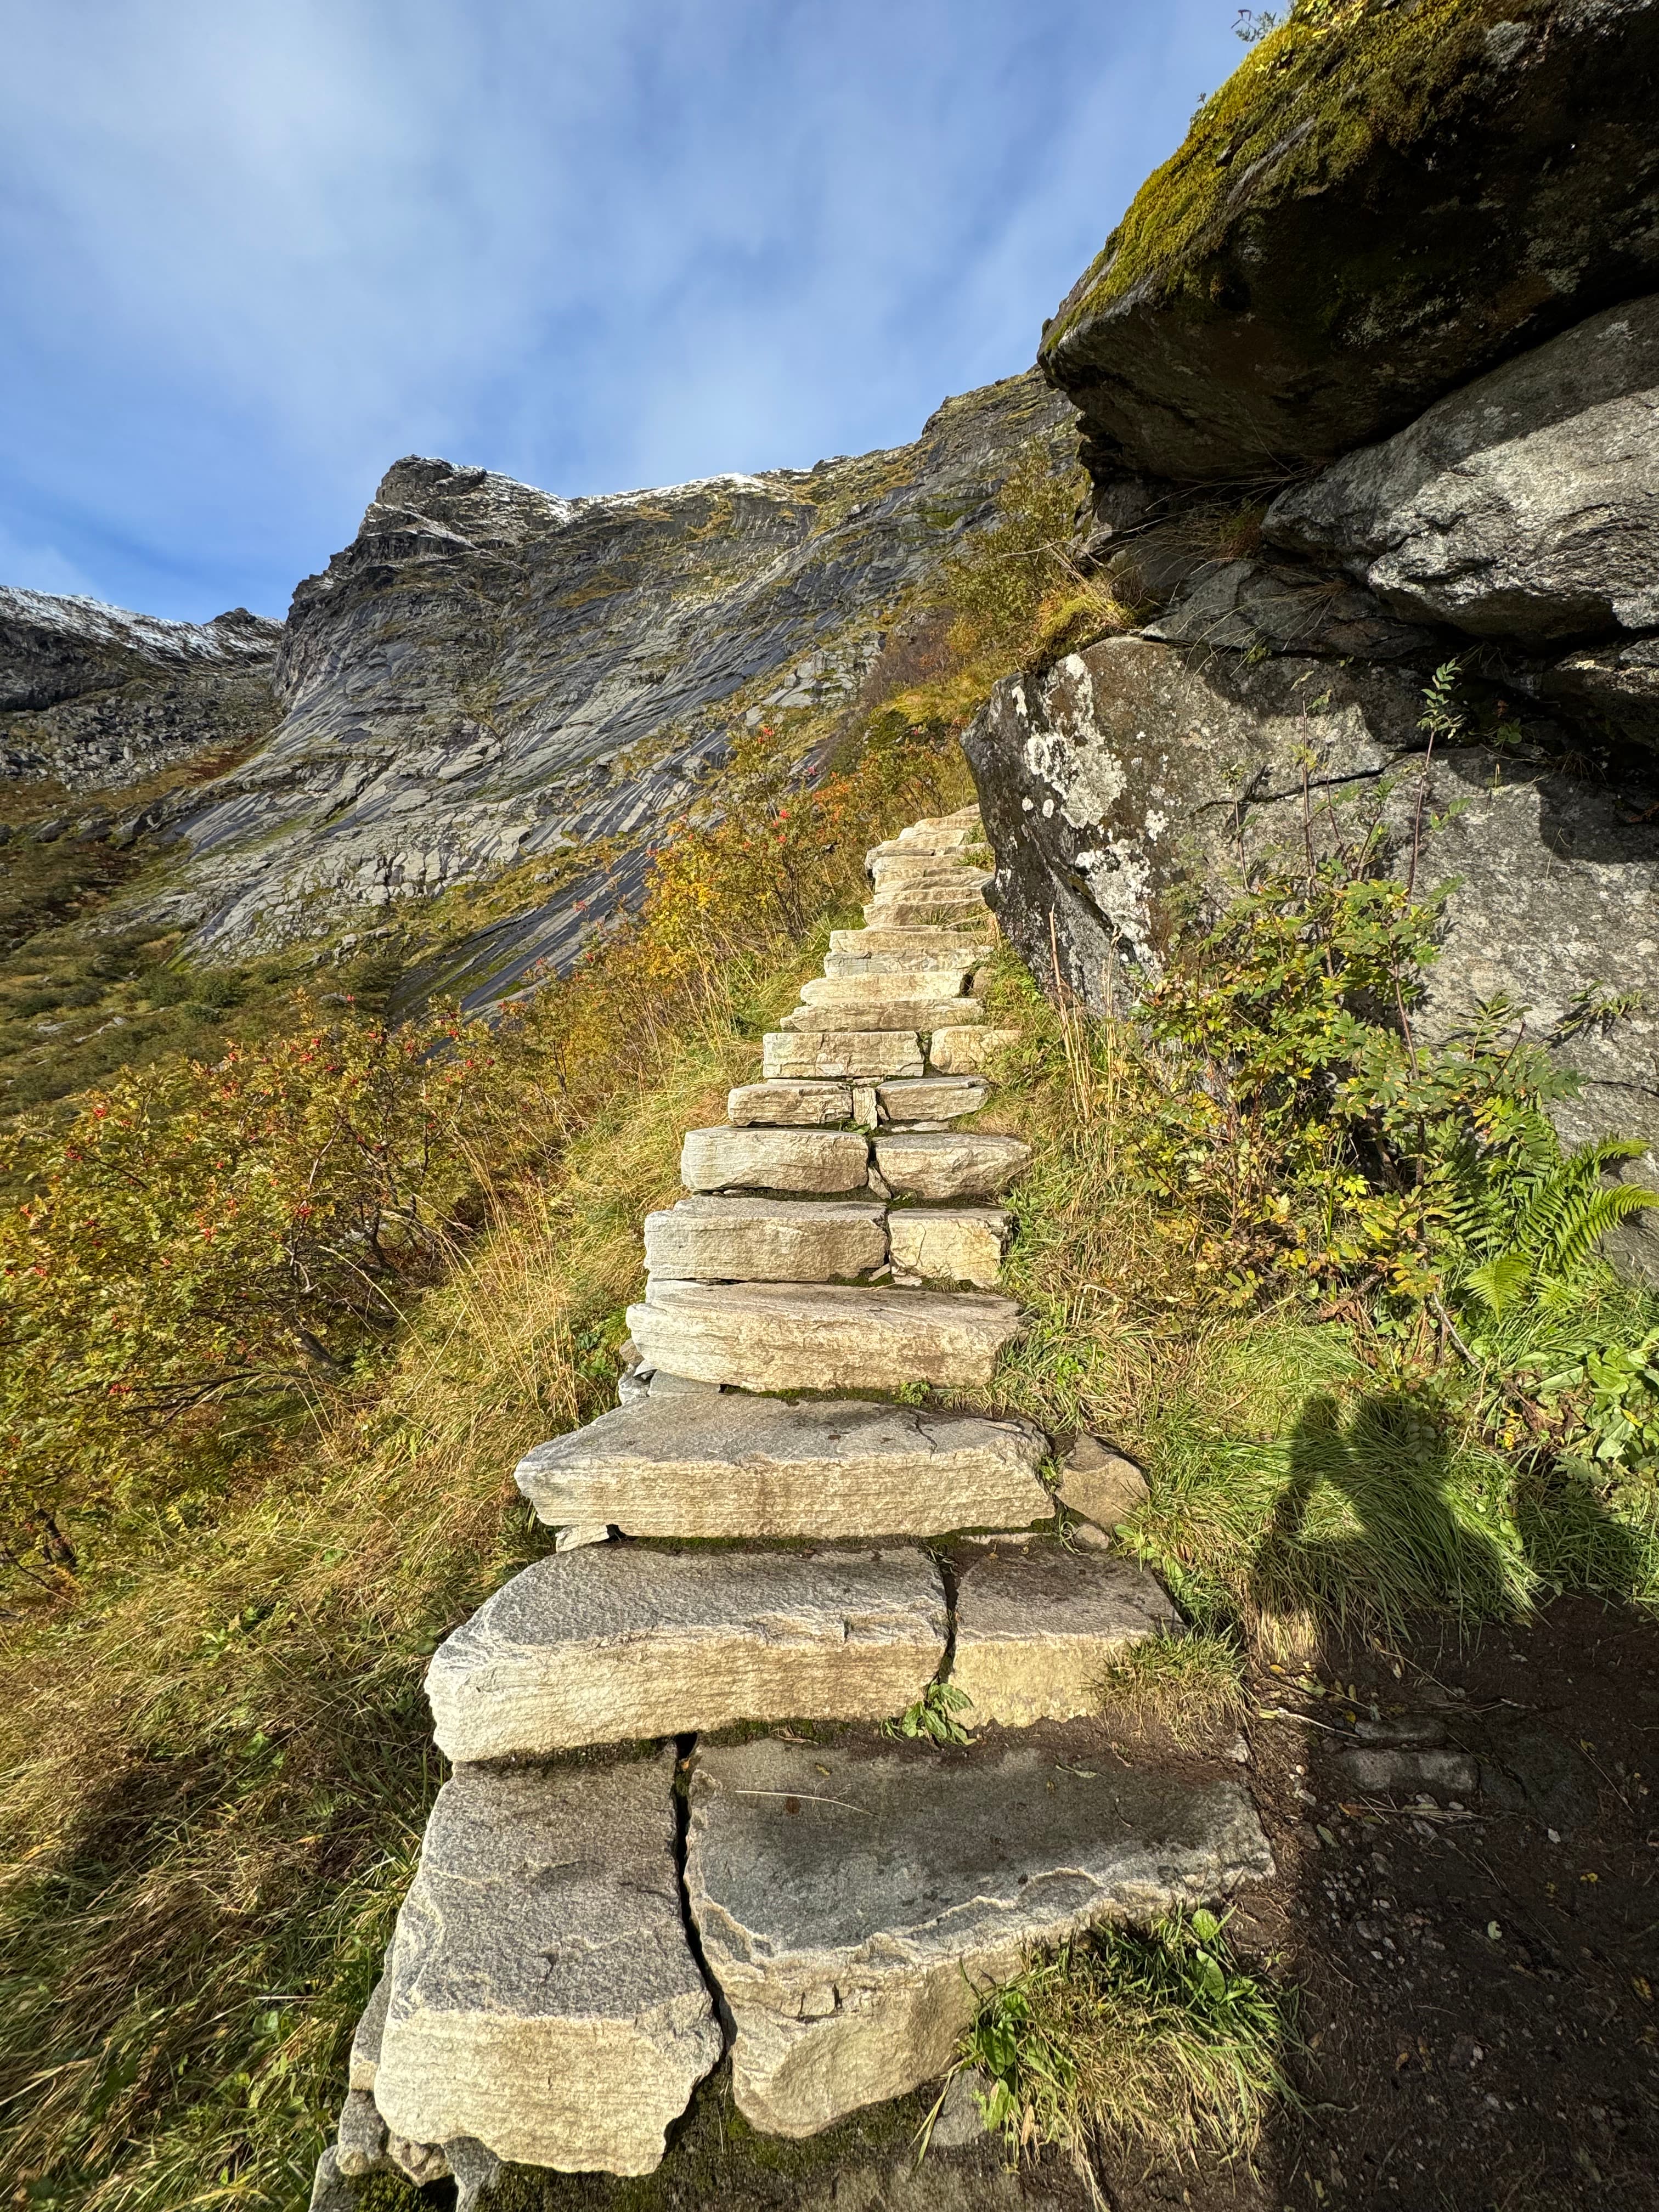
964,0,1659,1275
109,374,1071,996
0,590,281,792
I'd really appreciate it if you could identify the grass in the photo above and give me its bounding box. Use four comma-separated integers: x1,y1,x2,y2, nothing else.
956,1911,1296,2183
1092,1632,1247,1752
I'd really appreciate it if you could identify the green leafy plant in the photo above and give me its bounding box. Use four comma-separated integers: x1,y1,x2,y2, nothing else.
885,1679,974,1745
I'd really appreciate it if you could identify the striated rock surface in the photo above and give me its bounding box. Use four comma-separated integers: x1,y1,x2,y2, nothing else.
424,1544,947,1758
873,1131,1031,1201
628,1279,1024,1392
1265,295,1659,646
680,1126,870,1195
1040,0,1659,484
763,1031,924,1081
885,1206,1010,1288
644,1196,887,1283
371,1756,720,2175
0,588,281,791
685,1736,1274,2137
515,1393,1051,1538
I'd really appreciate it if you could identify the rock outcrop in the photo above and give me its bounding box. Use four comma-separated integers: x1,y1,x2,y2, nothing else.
0,588,281,791
1039,0,1659,483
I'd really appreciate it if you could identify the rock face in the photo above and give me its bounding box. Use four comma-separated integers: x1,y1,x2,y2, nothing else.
423,1544,947,1758
1265,296,1659,646
684,1736,1274,2137
963,639,1659,1271
0,588,281,791
628,1280,1025,1391
371,1756,721,2175
950,1546,1182,1726
1040,1,1659,483
514,1394,1052,1538
106,374,1071,974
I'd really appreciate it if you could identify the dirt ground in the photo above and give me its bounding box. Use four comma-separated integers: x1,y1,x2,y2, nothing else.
414,1596,1659,2212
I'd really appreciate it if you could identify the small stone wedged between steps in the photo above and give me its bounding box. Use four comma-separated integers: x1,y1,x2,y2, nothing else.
779,997,984,1035
628,1279,1023,1391
424,1543,947,1759
514,1393,1051,1538
681,1125,869,1193
645,1196,887,1283
885,1206,1010,1287
727,1079,853,1126
685,1736,1276,2138
875,1130,1031,1200
764,1031,923,1080
372,1754,720,2177
951,1545,1183,1726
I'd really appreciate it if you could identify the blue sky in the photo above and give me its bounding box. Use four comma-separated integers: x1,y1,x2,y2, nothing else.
0,1,1244,623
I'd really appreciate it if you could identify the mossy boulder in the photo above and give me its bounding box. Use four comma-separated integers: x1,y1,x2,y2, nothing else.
1040,0,1659,484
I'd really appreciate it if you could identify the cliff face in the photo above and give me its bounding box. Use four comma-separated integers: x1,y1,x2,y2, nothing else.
125,373,1073,984
0,590,282,792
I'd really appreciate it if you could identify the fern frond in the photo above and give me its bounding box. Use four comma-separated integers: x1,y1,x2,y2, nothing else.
1538,1182,1659,1279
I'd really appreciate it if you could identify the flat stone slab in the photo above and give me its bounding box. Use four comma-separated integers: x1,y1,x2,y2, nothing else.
951,1547,1183,1726
823,947,984,980
763,1031,924,1080
727,1080,853,1126
628,1279,1023,1391
426,1545,946,1760
831,929,991,960
644,1197,887,1283
798,973,971,1008
863,890,990,927
515,1395,1052,1538
874,1131,1031,1200
928,1028,1023,1075
373,1756,720,2176
877,1076,988,1122
780,997,983,1034
686,1737,1274,2138
681,1125,869,1194
887,1206,1010,1287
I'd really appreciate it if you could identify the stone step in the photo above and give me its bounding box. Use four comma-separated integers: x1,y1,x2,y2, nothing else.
372,1756,720,2177
869,822,981,859
515,1394,1052,1538
681,1125,869,1193
828,926,993,961
874,1130,1031,1200
779,997,983,1034
644,1196,886,1282
928,1026,1022,1075
951,1545,1183,1726
685,1736,1276,2139
887,1205,1009,1286
823,950,984,983
862,890,990,928
727,1079,852,1126
628,1279,1023,1391
876,1075,988,1122
797,973,970,1009
763,1031,923,1080
424,1545,947,1759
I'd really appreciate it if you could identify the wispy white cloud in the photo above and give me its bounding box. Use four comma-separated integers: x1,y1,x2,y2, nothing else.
0,0,1243,619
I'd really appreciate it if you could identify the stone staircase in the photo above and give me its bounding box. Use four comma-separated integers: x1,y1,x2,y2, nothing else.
313,806,1273,2207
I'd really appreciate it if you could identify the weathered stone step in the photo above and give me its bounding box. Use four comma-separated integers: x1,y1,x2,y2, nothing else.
515,1394,1051,1537
644,1196,886,1282
685,1736,1276,2138
875,1130,1031,1199
681,1125,868,1193
727,1079,852,1127
424,1545,946,1759
763,1030,923,1080
887,1205,1009,1286
628,1279,1023,1390
823,945,984,980
779,996,983,1034
862,890,990,928
373,1756,720,2177
951,1545,1182,1725
928,1026,1022,1075
798,973,970,1008
867,854,991,888
877,1075,988,1122
830,923,992,959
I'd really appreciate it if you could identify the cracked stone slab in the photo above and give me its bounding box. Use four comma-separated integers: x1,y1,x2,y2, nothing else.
926,1029,1023,1075
372,1755,720,2176
874,1131,1031,1201
798,973,972,1008
425,1545,947,1759
862,891,991,928
951,1546,1183,1726
885,1206,1010,1287
824,945,986,980
763,1031,924,1080
685,1736,1274,2137
681,1125,869,1194
726,1080,854,1126
644,1197,887,1283
515,1394,1051,1538
628,1279,1023,1391
831,927,991,961
779,996,984,1034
